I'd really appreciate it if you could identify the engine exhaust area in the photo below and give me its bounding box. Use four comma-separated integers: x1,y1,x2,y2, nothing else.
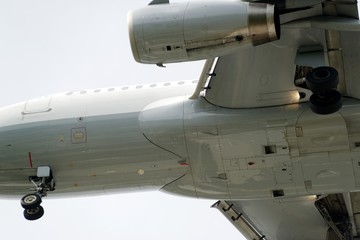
128,1,280,64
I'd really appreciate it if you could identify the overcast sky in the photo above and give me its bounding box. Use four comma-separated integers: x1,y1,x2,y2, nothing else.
0,0,243,239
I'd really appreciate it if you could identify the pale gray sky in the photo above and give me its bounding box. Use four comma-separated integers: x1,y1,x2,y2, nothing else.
0,0,242,239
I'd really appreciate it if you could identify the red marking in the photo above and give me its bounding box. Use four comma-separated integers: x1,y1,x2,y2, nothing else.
28,152,33,168
180,162,189,166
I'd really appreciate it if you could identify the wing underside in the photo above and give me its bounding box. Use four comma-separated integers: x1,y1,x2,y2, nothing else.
202,1,360,240
213,193,360,240
194,0,360,109
213,196,328,240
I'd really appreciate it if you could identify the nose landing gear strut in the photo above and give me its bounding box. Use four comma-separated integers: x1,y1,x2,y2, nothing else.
21,166,55,221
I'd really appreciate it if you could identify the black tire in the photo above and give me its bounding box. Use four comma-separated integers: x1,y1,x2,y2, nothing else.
21,193,42,209
306,67,339,93
309,90,343,115
23,205,44,221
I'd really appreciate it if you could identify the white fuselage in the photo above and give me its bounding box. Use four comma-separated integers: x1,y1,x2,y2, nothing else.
1,81,360,200
0,81,195,197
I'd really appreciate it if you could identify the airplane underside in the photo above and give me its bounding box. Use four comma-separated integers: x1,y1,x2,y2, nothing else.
2,0,360,239
2,89,360,239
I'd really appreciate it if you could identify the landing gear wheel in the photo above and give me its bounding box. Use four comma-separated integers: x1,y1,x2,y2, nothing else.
306,67,339,93
20,166,55,221
23,206,44,221
309,90,343,115
21,193,42,209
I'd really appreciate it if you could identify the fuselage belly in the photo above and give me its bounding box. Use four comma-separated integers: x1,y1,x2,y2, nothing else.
1,83,360,200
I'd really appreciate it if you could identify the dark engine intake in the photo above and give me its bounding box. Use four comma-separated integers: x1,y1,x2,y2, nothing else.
128,1,280,64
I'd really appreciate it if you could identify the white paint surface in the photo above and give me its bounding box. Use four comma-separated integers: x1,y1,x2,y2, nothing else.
0,0,242,239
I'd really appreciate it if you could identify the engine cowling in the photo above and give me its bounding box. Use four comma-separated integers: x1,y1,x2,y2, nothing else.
128,1,280,64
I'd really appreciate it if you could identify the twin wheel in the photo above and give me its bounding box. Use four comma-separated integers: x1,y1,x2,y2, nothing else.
20,166,55,221
305,66,342,115
21,193,44,221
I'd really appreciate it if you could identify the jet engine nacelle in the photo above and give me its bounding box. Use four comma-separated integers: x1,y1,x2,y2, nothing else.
128,1,280,64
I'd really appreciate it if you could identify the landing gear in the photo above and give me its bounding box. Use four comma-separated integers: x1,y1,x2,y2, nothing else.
23,206,45,221
21,193,42,209
20,166,55,221
305,66,343,115
309,90,343,115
